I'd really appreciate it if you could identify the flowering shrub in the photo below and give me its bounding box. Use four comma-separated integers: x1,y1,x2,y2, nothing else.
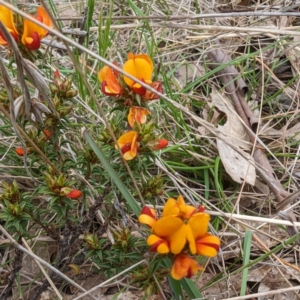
98,53,168,161
139,195,220,280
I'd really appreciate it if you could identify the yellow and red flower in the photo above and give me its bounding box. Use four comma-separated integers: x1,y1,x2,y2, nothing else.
98,65,122,96
139,195,220,256
171,254,204,280
123,53,153,95
22,6,52,50
0,5,19,45
127,106,150,127
116,131,138,160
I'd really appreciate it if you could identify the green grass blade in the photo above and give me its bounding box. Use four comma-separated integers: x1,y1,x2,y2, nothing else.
168,276,183,299
240,231,252,296
181,277,202,299
83,130,140,216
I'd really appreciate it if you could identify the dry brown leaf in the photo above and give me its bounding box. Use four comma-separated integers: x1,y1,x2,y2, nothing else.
210,91,256,185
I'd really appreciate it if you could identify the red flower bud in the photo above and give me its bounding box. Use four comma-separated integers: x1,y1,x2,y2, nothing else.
15,148,25,156
152,139,168,150
43,129,51,139
66,189,82,199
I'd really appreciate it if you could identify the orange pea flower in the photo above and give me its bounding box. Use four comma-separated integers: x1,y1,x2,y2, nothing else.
152,139,168,150
171,254,204,280
116,131,138,160
98,65,122,96
22,7,52,50
123,53,153,95
127,106,150,127
145,196,220,256
138,206,157,228
0,5,19,45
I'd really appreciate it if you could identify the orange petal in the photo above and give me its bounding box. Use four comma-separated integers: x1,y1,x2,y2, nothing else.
171,254,203,280
169,224,187,254
105,68,122,94
152,216,183,238
162,198,180,217
196,234,220,257
127,106,150,127
188,213,210,239
36,6,52,29
143,81,163,101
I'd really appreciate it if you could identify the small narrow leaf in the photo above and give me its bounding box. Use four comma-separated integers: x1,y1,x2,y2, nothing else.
84,130,140,216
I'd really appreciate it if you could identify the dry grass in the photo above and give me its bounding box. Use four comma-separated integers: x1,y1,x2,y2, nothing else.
0,0,300,299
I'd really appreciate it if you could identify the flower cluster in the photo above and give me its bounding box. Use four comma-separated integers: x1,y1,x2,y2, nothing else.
98,53,167,160
139,195,220,280
0,5,52,50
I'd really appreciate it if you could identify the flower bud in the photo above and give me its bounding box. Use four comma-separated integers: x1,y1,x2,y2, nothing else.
152,139,168,150
65,89,78,98
15,147,24,156
43,129,51,139
61,188,83,199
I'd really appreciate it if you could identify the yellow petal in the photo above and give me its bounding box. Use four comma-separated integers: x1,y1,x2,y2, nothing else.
123,59,136,87
188,213,210,239
25,37,33,44
162,198,179,217
117,131,137,148
147,234,169,254
152,216,183,238
133,56,153,82
0,5,18,33
123,53,153,88
134,54,153,71
169,224,187,254
138,214,156,227
187,224,196,254
98,66,110,82
185,205,196,218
